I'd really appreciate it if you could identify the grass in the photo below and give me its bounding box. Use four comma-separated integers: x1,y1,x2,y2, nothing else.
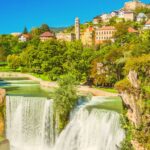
94,86,118,93
0,65,50,82
0,66,20,72
0,62,7,65
30,73,50,81
0,66,12,72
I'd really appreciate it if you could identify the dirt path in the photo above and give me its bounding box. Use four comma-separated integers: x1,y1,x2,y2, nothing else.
78,86,118,97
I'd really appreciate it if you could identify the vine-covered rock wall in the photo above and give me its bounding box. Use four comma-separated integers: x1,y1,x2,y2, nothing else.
0,89,6,137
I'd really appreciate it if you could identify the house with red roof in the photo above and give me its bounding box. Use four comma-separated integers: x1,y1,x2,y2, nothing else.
81,27,95,46
19,34,31,42
40,31,55,42
143,19,150,30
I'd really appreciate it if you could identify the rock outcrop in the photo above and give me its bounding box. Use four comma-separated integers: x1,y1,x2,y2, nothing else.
118,70,142,126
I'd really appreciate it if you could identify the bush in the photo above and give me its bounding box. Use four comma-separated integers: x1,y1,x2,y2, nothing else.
115,78,132,92
124,55,150,84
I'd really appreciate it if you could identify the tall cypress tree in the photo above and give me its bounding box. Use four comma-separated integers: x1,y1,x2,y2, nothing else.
23,27,28,34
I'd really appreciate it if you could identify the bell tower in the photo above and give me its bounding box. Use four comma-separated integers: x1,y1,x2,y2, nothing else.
75,17,80,40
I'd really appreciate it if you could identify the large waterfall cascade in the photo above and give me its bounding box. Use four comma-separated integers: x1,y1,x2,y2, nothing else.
6,96,54,150
6,96,125,150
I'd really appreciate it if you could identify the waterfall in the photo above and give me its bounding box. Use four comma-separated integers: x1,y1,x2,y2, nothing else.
53,107,125,150
6,96,125,150
6,96,54,150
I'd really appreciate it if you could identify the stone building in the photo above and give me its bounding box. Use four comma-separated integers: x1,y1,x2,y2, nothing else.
118,10,135,21
95,26,116,45
124,0,150,11
56,32,75,42
124,11,135,21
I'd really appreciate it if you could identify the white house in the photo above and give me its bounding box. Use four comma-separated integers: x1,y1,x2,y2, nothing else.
118,10,125,18
101,14,111,23
18,34,31,42
19,35,27,42
136,13,148,22
93,16,101,24
111,11,118,17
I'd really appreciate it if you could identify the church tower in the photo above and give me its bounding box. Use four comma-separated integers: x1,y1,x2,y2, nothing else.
75,17,80,40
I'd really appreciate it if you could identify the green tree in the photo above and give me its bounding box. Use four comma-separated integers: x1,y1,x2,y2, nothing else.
7,54,21,70
40,24,50,33
52,74,78,133
0,47,7,62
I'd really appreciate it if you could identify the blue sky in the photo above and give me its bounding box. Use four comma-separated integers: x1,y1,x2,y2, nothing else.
0,0,149,34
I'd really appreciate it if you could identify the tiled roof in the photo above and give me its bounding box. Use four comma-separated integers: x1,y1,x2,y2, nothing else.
145,19,150,25
98,26,116,30
88,26,94,31
40,31,55,37
128,27,138,33
21,34,31,39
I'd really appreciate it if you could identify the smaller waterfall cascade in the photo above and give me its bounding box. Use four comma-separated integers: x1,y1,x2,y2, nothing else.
54,109,124,150
53,98,125,150
6,96,54,150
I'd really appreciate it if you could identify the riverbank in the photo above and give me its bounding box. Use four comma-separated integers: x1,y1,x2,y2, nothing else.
0,72,118,97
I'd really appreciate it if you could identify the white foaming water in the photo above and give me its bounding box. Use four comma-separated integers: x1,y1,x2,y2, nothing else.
53,108,125,150
6,96,54,150
6,96,125,150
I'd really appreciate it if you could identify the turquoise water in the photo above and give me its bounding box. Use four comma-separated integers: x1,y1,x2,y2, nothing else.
0,78,52,98
86,96,123,113
0,78,123,113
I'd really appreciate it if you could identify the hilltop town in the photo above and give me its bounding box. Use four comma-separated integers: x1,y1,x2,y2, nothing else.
10,0,150,46
0,1,150,150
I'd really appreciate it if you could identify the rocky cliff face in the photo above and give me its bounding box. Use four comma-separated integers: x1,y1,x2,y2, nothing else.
116,70,149,150
0,89,6,137
118,71,142,126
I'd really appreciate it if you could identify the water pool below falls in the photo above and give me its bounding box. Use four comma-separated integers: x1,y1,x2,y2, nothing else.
6,96,125,150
